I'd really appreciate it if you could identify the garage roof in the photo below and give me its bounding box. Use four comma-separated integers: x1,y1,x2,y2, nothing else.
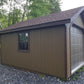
0,6,84,34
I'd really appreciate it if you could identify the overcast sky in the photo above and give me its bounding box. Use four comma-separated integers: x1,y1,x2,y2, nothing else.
61,0,84,11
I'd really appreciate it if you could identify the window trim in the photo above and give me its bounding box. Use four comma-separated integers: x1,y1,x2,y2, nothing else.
18,31,30,52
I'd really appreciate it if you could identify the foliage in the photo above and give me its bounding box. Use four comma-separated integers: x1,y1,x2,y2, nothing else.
0,0,61,29
50,0,61,13
40,74,45,78
0,9,8,29
77,66,84,73
29,0,54,19
72,66,84,81
60,78,67,82
8,9,22,26
0,0,7,6
72,75,79,80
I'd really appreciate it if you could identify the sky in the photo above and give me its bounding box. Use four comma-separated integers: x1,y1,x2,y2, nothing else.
61,0,84,11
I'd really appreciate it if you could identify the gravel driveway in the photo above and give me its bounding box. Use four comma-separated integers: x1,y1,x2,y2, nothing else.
0,63,84,84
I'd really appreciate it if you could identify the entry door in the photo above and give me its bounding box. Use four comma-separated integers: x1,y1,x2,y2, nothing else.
71,27,84,73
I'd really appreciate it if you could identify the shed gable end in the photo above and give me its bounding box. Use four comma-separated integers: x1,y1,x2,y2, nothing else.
73,14,84,29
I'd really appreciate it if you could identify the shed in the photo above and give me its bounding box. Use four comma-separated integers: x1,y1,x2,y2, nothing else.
0,6,84,78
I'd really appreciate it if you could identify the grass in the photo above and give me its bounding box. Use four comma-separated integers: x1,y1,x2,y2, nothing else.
40,74,45,78
77,66,84,73
61,66,84,81
60,78,67,82
72,66,84,81
72,75,79,80
39,66,84,82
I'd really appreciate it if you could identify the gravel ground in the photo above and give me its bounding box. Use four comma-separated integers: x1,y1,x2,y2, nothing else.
0,64,84,84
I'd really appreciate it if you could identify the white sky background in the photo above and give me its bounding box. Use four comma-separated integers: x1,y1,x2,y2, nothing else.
61,0,84,11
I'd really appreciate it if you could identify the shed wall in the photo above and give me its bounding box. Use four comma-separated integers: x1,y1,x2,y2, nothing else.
71,14,84,74
1,26,66,78
71,26,84,74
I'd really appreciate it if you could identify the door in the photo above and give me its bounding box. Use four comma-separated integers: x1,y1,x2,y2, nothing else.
71,27,84,74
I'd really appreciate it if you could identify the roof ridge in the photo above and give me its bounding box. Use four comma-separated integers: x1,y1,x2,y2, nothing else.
6,6,84,26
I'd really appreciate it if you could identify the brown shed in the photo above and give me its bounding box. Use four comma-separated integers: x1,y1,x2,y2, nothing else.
0,6,84,78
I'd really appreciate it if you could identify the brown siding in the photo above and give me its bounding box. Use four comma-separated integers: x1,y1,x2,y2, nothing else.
0,36,1,56
1,25,66,78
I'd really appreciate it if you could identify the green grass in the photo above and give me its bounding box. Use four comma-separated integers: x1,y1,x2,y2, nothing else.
60,78,67,82
40,74,45,78
77,66,84,73
72,66,84,81
61,66,84,81
72,75,79,81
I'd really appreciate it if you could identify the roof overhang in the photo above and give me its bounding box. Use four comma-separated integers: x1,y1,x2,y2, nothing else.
71,7,84,23
0,19,70,35
80,10,84,23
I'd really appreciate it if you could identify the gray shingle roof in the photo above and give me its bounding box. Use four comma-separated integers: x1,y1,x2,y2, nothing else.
0,6,84,33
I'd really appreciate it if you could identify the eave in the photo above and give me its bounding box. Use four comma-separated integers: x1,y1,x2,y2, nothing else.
0,19,70,35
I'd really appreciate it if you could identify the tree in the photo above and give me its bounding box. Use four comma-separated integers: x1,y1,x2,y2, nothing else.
49,0,61,13
0,9,8,29
7,0,23,26
0,0,7,6
21,0,30,21
7,9,22,26
28,0,54,19
0,0,23,28
27,0,61,19
0,0,61,29
0,0,8,29
13,9,22,24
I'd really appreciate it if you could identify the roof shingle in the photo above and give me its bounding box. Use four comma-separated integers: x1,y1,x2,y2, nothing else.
0,6,84,33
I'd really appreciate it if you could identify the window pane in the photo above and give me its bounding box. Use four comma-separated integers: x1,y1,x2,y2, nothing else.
18,32,28,50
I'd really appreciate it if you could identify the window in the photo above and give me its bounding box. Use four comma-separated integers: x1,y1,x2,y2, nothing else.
18,32,29,50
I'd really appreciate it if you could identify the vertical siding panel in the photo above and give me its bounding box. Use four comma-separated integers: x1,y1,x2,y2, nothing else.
1,25,66,78
71,27,84,73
